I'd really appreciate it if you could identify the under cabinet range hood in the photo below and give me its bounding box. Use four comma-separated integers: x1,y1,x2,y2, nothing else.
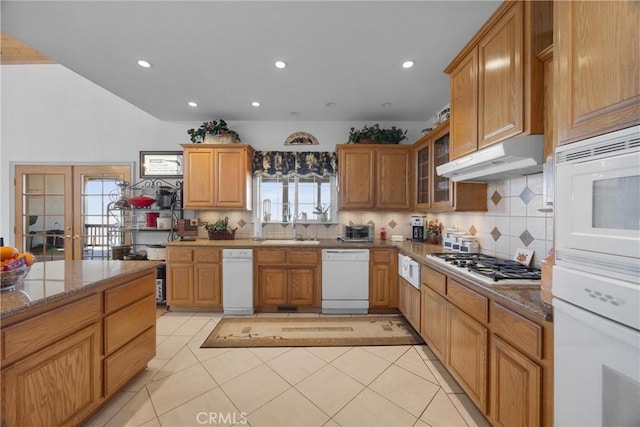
437,135,544,182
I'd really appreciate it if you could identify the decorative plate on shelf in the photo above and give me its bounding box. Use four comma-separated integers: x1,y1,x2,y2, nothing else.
284,132,319,146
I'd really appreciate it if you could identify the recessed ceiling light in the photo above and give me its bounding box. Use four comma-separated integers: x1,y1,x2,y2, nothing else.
380,102,392,108
137,60,151,68
275,60,287,69
188,101,198,107
251,101,261,107
290,112,300,117
325,102,336,108
402,60,414,69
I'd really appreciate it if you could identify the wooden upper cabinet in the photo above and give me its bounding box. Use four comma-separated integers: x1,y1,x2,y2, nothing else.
555,1,640,145
337,147,376,209
377,149,412,210
446,1,550,160
181,144,254,210
450,49,479,159
337,145,412,210
478,3,523,147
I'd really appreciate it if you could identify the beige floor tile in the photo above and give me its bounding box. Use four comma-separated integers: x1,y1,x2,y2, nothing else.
187,340,233,363
201,348,264,384
123,358,171,392
360,345,410,363
394,348,439,385
152,346,200,381
424,359,464,394
172,317,211,336
295,365,365,416
221,365,291,414
305,346,351,363
156,335,192,359
104,389,158,427
322,419,340,427
139,417,160,426
448,393,491,427
369,365,440,417
156,315,191,335
188,319,218,345
413,419,430,426
266,347,326,385
248,346,294,362
156,335,169,345
419,389,467,427
190,312,224,319
146,364,217,416
331,347,391,385
84,391,136,426
158,387,244,427
413,344,438,361
333,388,417,427
247,388,329,427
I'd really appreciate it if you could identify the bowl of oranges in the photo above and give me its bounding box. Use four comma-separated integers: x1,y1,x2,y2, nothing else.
1,246,35,289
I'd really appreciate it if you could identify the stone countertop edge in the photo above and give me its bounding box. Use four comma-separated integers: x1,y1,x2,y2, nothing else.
167,239,551,321
0,260,161,320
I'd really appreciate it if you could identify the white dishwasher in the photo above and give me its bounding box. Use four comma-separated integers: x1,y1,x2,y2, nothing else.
322,249,370,314
222,249,254,315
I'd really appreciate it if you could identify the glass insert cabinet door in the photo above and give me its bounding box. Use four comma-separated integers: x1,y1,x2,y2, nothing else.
416,143,431,208
14,165,131,263
432,131,451,205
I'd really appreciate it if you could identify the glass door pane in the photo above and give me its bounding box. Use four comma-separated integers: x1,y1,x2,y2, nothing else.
433,132,451,204
417,145,431,206
15,165,72,264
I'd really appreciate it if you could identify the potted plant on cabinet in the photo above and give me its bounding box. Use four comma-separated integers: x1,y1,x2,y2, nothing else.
187,119,241,143
347,124,407,144
201,216,237,240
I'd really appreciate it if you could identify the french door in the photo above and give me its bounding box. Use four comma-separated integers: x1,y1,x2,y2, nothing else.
14,165,131,263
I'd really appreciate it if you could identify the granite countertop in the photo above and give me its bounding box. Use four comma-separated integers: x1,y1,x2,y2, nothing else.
167,238,551,321
0,260,160,320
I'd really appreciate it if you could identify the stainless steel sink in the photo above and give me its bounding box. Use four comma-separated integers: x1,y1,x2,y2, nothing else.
260,239,320,245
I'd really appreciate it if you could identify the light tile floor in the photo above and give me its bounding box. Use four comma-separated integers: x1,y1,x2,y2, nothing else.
85,312,491,427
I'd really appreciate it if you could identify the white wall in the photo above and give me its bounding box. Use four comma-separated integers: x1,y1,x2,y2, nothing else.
0,64,425,243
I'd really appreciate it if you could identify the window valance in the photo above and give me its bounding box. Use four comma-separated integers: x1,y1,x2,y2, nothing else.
253,151,337,178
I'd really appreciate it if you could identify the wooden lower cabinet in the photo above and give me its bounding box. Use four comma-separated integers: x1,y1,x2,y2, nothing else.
167,247,222,309
2,323,101,427
0,268,157,427
446,303,488,413
369,248,398,310
398,278,421,333
419,262,553,426
490,336,542,427
254,249,320,311
420,285,447,361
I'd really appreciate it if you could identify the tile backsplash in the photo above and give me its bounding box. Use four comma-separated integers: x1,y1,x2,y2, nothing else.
194,172,553,268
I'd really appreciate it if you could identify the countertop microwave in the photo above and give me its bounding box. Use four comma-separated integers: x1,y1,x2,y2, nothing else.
342,224,374,242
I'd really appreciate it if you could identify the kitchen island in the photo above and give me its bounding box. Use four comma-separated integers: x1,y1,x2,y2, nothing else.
0,260,159,427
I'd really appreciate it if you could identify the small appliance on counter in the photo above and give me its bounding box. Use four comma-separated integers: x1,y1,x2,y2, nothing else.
178,218,199,240
342,224,374,242
411,215,426,242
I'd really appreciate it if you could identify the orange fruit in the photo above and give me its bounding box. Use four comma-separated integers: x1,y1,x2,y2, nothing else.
17,253,35,267
0,246,18,261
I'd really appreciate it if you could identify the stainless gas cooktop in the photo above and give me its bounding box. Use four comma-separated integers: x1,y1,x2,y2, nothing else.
429,252,541,286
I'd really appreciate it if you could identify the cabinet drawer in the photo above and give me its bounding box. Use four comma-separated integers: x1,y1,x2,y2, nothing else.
491,302,542,359
1,294,101,363
288,250,319,265
423,265,446,295
168,248,193,262
104,326,156,396
447,280,488,323
371,249,393,264
104,274,154,314
104,295,155,355
194,248,221,263
255,249,287,264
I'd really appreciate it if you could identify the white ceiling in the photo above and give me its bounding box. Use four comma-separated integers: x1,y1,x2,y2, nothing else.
2,1,500,122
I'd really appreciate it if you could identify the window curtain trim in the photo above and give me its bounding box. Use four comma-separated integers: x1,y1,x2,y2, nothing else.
253,151,337,178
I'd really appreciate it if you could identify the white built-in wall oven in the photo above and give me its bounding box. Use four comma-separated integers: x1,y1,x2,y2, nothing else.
553,124,640,427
